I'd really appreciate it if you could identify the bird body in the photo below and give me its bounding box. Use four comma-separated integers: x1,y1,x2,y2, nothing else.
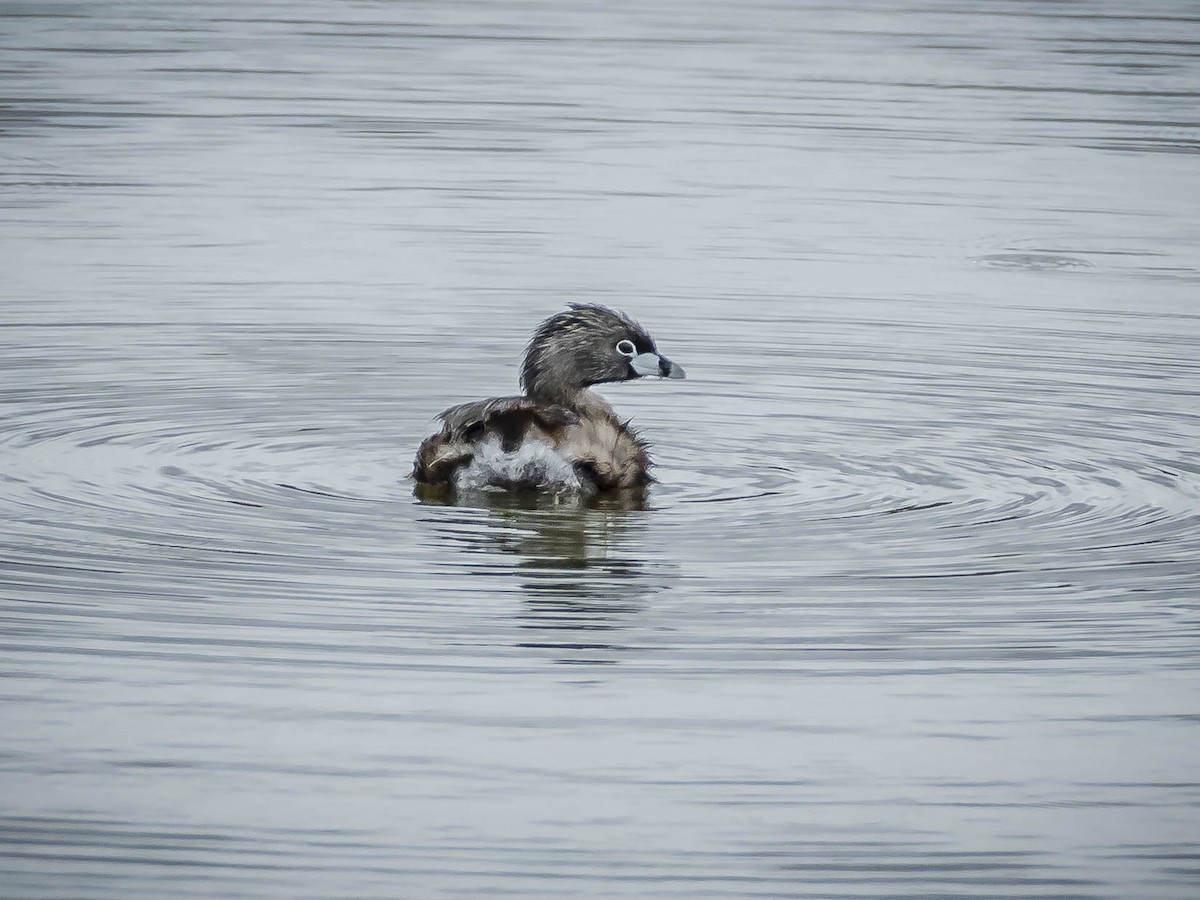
413,305,684,495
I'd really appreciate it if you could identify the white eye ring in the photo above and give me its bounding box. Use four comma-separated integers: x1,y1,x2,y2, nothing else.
616,339,637,357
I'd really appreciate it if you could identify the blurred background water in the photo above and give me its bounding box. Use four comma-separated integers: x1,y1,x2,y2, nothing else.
2,0,1199,897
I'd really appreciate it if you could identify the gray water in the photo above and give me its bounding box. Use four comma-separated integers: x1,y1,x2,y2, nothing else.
2,1,1199,897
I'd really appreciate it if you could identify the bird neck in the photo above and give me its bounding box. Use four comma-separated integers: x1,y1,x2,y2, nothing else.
525,381,584,406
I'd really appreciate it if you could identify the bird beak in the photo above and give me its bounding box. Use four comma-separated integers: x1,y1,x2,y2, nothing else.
631,352,686,380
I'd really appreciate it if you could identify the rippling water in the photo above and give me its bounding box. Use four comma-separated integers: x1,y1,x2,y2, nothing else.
3,1,1199,896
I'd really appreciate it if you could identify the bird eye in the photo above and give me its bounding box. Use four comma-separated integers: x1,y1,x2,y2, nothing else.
616,339,637,357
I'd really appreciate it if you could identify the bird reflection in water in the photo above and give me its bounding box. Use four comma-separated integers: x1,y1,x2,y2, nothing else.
415,487,673,663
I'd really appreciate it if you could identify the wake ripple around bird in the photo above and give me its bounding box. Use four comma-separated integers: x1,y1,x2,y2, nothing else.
3,318,1197,618
649,315,1200,596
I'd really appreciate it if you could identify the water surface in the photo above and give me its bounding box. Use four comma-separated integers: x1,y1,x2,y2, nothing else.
2,1,1199,897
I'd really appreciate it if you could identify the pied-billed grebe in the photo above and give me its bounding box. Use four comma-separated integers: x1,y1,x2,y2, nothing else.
413,303,685,494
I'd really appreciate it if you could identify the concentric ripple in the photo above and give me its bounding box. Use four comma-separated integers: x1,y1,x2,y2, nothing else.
6,306,1195,669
